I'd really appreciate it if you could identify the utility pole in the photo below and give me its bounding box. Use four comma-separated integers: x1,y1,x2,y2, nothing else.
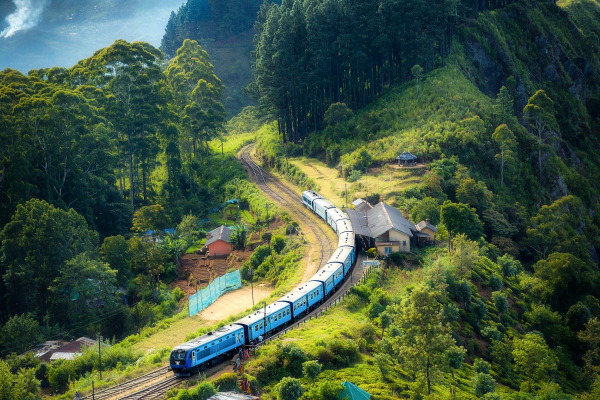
249,268,255,306
98,335,102,380
365,168,368,195
345,182,348,208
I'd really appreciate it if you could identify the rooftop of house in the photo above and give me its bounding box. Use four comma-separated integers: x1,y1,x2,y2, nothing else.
346,202,416,238
205,225,233,246
416,219,438,233
35,337,99,363
396,151,417,161
352,198,374,212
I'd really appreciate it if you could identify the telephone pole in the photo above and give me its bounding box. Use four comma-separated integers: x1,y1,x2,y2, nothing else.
98,335,102,380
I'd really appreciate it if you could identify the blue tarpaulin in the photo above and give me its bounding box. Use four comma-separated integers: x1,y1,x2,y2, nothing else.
188,270,242,317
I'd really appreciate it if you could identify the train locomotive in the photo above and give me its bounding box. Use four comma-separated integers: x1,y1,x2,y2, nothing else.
169,190,356,376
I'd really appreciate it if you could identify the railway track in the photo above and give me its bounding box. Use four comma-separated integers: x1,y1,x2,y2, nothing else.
239,145,367,345
116,377,183,400
109,148,366,400
240,145,334,269
81,367,171,400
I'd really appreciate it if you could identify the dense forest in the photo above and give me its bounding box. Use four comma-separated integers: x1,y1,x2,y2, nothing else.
0,37,250,351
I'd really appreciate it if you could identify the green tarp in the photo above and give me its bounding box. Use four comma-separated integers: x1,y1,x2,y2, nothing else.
341,381,371,400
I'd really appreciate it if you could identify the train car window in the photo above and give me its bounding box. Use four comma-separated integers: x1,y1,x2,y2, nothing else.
192,351,196,359
278,312,282,319
254,325,258,332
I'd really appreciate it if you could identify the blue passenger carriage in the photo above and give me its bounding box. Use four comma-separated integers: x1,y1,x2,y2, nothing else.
302,190,322,209
313,198,335,221
170,324,245,375
234,302,292,344
310,263,344,296
326,208,350,232
328,246,355,275
278,281,323,318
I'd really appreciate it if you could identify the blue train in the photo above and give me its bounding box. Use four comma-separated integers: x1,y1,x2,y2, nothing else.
169,190,356,375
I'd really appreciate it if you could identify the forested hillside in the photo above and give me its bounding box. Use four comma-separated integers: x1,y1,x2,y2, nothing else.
0,37,254,352
248,0,600,398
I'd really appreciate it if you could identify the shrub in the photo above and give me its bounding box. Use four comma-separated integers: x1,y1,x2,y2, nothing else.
304,381,345,400
275,377,304,400
302,360,322,385
365,248,378,259
474,372,496,397
272,235,286,253
327,339,360,368
212,373,239,392
492,291,508,314
474,359,491,374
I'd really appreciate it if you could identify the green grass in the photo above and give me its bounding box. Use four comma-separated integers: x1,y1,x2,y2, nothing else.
240,209,256,224
288,156,424,208
186,238,206,254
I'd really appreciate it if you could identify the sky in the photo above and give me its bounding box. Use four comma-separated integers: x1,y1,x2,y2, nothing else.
0,0,185,72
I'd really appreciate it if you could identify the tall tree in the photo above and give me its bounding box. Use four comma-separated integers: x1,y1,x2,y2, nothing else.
492,124,516,188
392,284,463,395
512,333,557,393
523,90,559,179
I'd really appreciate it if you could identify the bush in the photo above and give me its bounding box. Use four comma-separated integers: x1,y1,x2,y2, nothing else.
212,373,239,392
492,291,508,313
302,360,322,385
474,372,496,397
280,343,307,376
366,248,377,259
272,235,286,254
275,377,304,400
474,358,491,374
48,361,72,390
327,339,360,368
304,381,345,400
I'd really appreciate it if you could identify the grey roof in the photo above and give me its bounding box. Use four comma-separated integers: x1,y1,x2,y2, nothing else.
346,202,416,238
353,198,373,212
205,225,233,246
368,203,415,238
416,220,438,233
346,209,372,237
396,151,417,161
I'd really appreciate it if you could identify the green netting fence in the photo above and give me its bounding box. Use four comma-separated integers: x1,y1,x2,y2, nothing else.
188,270,242,317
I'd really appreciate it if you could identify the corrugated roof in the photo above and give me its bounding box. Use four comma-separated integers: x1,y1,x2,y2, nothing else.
208,392,259,400
346,203,416,239
368,203,414,238
206,225,233,246
396,151,417,161
416,220,438,233
353,198,373,212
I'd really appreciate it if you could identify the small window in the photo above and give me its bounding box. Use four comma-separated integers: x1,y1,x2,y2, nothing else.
403,241,407,247
385,247,392,254
274,314,278,321
254,325,258,332
192,351,196,359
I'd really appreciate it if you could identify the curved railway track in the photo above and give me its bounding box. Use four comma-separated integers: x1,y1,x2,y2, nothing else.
112,147,366,400
240,145,334,269
239,145,367,345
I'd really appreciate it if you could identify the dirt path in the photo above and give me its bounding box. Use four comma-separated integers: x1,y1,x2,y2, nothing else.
197,285,272,321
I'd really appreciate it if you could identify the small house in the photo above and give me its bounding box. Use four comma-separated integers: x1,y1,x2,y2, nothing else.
205,225,233,258
396,151,417,166
415,219,437,245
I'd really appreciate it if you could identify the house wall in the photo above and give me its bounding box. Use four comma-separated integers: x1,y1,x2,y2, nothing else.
376,243,400,256
207,240,231,257
389,230,411,253
421,227,435,241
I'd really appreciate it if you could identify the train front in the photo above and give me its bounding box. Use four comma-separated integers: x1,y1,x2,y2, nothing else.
169,347,191,376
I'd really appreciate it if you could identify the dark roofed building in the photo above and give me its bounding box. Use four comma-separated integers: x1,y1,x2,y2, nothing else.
416,219,437,245
204,225,233,257
346,201,418,255
352,198,373,212
396,151,417,166
36,337,99,362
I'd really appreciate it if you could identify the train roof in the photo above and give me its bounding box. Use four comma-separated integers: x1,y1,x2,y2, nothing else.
233,302,290,326
173,324,243,351
302,190,322,201
279,281,322,303
309,263,342,283
328,246,353,264
313,198,335,209
336,219,353,234
327,208,350,221
338,231,355,247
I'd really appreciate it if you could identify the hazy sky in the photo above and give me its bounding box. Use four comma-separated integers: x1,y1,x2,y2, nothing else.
0,0,185,72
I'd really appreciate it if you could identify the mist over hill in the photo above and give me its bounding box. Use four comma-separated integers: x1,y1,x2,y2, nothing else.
0,0,184,72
